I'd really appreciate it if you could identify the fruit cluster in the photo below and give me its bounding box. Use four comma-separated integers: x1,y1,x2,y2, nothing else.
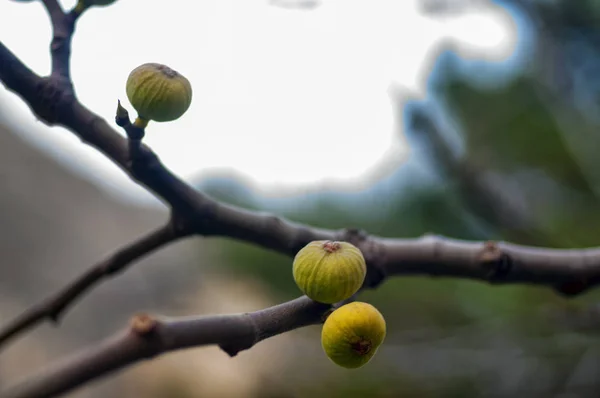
121,63,387,368
292,240,386,369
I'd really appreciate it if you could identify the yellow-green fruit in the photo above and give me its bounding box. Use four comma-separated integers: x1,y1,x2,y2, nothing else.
321,302,386,369
126,63,192,125
292,240,366,304
76,0,118,9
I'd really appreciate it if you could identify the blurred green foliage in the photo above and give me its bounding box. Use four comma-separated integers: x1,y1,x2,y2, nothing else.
187,1,600,396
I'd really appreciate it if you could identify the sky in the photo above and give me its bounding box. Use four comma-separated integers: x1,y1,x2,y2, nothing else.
0,0,515,205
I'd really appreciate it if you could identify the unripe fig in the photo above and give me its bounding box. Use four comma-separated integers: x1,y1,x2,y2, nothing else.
126,63,192,128
321,302,386,369
74,0,118,12
292,240,366,304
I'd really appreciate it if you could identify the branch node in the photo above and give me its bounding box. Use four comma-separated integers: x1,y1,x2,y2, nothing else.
337,229,386,288
34,77,74,125
115,101,148,163
218,344,241,357
115,100,130,127
129,313,159,337
337,227,368,245
170,211,194,236
479,241,512,281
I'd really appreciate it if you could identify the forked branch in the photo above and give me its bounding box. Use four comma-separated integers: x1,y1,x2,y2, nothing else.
1,2,600,398
1,297,330,398
2,0,600,349
0,217,191,349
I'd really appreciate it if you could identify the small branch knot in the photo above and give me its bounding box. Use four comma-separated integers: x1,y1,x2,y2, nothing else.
479,241,512,281
336,229,386,289
115,100,130,127
129,313,158,337
35,77,74,125
337,228,369,246
218,344,241,357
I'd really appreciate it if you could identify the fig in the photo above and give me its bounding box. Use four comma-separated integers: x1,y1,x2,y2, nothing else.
321,301,386,369
125,63,192,128
292,240,366,304
75,0,118,11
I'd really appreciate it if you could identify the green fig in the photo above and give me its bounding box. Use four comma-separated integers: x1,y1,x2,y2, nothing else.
125,63,192,128
321,302,386,369
74,0,118,12
292,240,366,304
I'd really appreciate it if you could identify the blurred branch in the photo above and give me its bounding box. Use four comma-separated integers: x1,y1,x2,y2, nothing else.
407,104,534,231
0,3,600,326
1,296,331,398
380,235,600,296
7,232,600,397
0,216,191,350
3,3,600,395
41,0,78,80
419,0,486,16
269,0,321,10
401,94,565,247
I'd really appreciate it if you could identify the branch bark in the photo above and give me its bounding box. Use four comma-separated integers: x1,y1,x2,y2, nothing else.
2,3,600,397
2,2,600,349
41,0,77,80
0,217,190,350
3,234,600,397
0,297,330,398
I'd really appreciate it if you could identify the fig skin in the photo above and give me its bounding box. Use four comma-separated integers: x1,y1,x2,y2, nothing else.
126,63,192,127
292,240,366,304
75,0,118,10
321,302,386,369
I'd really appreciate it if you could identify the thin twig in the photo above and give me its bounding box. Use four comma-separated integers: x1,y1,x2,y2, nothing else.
115,100,145,163
2,3,600,396
41,0,78,80
0,219,188,349
404,100,539,237
0,297,330,398
5,234,600,397
2,38,600,292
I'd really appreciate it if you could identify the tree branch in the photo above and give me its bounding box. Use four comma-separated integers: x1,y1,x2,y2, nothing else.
2,26,600,307
4,234,600,397
379,235,600,295
41,0,78,80
1,4,600,396
0,217,191,350
0,297,330,398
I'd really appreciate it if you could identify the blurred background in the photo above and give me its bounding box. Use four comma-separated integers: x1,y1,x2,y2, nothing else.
2,0,600,397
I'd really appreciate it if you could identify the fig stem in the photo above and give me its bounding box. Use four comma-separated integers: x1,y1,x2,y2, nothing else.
134,117,149,129
73,0,88,15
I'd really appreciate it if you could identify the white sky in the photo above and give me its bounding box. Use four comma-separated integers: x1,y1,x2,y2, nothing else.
0,0,515,204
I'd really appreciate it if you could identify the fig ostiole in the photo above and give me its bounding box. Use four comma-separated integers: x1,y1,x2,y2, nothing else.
292,240,366,304
125,63,192,128
321,302,386,369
